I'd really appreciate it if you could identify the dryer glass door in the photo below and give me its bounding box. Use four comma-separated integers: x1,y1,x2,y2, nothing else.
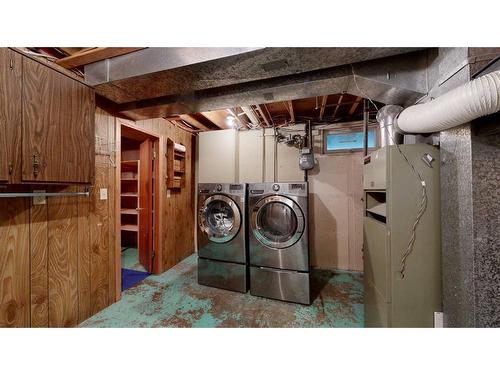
252,195,304,249
199,195,241,243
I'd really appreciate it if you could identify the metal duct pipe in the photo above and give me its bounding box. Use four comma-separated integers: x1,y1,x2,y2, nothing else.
394,70,500,134
376,104,404,146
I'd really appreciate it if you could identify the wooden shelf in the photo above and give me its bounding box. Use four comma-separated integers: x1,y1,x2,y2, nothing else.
166,138,186,189
121,224,138,232
121,209,138,215
121,192,138,197
121,160,139,164
121,178,137,181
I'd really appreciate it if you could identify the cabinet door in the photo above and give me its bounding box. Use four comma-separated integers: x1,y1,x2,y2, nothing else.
0,49,22,183
22,57,95,183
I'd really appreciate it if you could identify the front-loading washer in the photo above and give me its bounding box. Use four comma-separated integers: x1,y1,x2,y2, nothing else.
197,183,248,293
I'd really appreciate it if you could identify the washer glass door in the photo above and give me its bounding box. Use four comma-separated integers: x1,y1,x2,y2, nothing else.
252,196,304,249
199,195,241,243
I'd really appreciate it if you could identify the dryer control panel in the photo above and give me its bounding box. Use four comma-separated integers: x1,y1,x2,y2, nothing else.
248,182,308,197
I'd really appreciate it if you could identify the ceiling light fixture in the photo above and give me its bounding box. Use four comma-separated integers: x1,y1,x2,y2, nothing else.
226,115,236,128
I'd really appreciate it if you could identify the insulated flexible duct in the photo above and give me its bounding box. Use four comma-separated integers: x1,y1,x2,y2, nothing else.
396,70,500,134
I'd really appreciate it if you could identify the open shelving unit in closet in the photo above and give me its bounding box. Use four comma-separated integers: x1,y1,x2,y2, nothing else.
120,138,141,247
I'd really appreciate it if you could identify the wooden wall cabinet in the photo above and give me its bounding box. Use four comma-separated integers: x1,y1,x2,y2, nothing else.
0,49,22,183
0,48,95,185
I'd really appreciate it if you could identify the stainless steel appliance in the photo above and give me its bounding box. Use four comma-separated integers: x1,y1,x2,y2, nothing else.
197,183,248,293
248,182,310,304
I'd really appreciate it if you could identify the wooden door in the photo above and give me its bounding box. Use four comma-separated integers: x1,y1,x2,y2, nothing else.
22,57,95,183
0,49,22,183
138,139,153,273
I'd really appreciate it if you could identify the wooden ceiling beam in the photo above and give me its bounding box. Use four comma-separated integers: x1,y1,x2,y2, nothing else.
197,112,224,129
173,120,199,133
200,110,229,129
58,47,87,56
179,114,211,131
348,96,363,115
332,94,344,119
56,47,145,69
319,95,328,120
287,100,295,123
263,104,275,126
255,104,270,127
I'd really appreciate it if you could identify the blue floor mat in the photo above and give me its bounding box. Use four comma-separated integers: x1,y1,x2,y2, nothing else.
121,268,150,291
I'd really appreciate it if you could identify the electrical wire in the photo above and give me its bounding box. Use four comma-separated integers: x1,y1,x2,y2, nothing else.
352,64,429,279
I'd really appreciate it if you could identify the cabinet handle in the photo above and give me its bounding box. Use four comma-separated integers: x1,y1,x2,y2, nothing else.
8,162,13,175
32,154,40,178
9,58,13,70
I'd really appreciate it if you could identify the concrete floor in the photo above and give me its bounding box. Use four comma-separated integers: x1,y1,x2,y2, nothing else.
121,247,147,272
80,254,364,328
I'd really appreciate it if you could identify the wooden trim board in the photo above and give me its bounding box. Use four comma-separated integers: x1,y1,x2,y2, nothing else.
56,48,145,69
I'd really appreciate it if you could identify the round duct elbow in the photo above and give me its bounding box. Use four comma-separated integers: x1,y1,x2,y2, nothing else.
397,70,500,134
376,104,404,146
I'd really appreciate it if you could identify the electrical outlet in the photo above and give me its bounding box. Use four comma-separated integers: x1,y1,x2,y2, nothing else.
99,188,108,200
33,190,46,205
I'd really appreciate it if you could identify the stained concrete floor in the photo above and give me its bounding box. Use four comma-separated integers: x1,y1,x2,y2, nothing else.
121,247,147,272
80,254,364,328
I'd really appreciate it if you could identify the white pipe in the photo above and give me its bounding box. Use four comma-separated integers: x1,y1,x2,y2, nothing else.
397,70,500,134
241,106,260,128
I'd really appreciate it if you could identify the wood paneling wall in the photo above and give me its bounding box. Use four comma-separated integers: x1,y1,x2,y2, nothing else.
27,109,117,327
0,107,194,327
132,118,195,270
0,199,30,327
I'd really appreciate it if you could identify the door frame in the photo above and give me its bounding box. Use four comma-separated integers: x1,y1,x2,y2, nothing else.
114,118,161,301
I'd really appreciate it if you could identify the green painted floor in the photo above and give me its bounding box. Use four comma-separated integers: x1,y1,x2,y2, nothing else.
121,247,147,272
81,254,364,328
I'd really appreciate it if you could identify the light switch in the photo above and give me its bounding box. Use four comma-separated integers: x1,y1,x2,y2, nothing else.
167,189,171,198
100,188,108,200
33,190,46,205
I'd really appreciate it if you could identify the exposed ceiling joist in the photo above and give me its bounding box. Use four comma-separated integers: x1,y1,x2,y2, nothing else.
228,108,246,129
56,47,145,69
196,112,222,130
200,111,228,129
58,47,86,56
256,104,271,127
173,120,199,133
319,95,328,120
332,94,344,119
348,96,363,115
179,114,211,131
287,100,295,123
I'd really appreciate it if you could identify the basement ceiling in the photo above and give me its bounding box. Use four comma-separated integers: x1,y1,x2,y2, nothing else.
166,93,383,132
28,47,430,123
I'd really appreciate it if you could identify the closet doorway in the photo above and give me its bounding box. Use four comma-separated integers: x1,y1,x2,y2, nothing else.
116,121,160,294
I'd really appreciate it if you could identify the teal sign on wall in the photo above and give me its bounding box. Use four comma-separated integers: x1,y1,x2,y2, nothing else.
326,130,376,151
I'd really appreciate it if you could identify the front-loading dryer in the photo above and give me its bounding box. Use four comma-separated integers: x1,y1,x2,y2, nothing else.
248,182,310,304
197,183,248,293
